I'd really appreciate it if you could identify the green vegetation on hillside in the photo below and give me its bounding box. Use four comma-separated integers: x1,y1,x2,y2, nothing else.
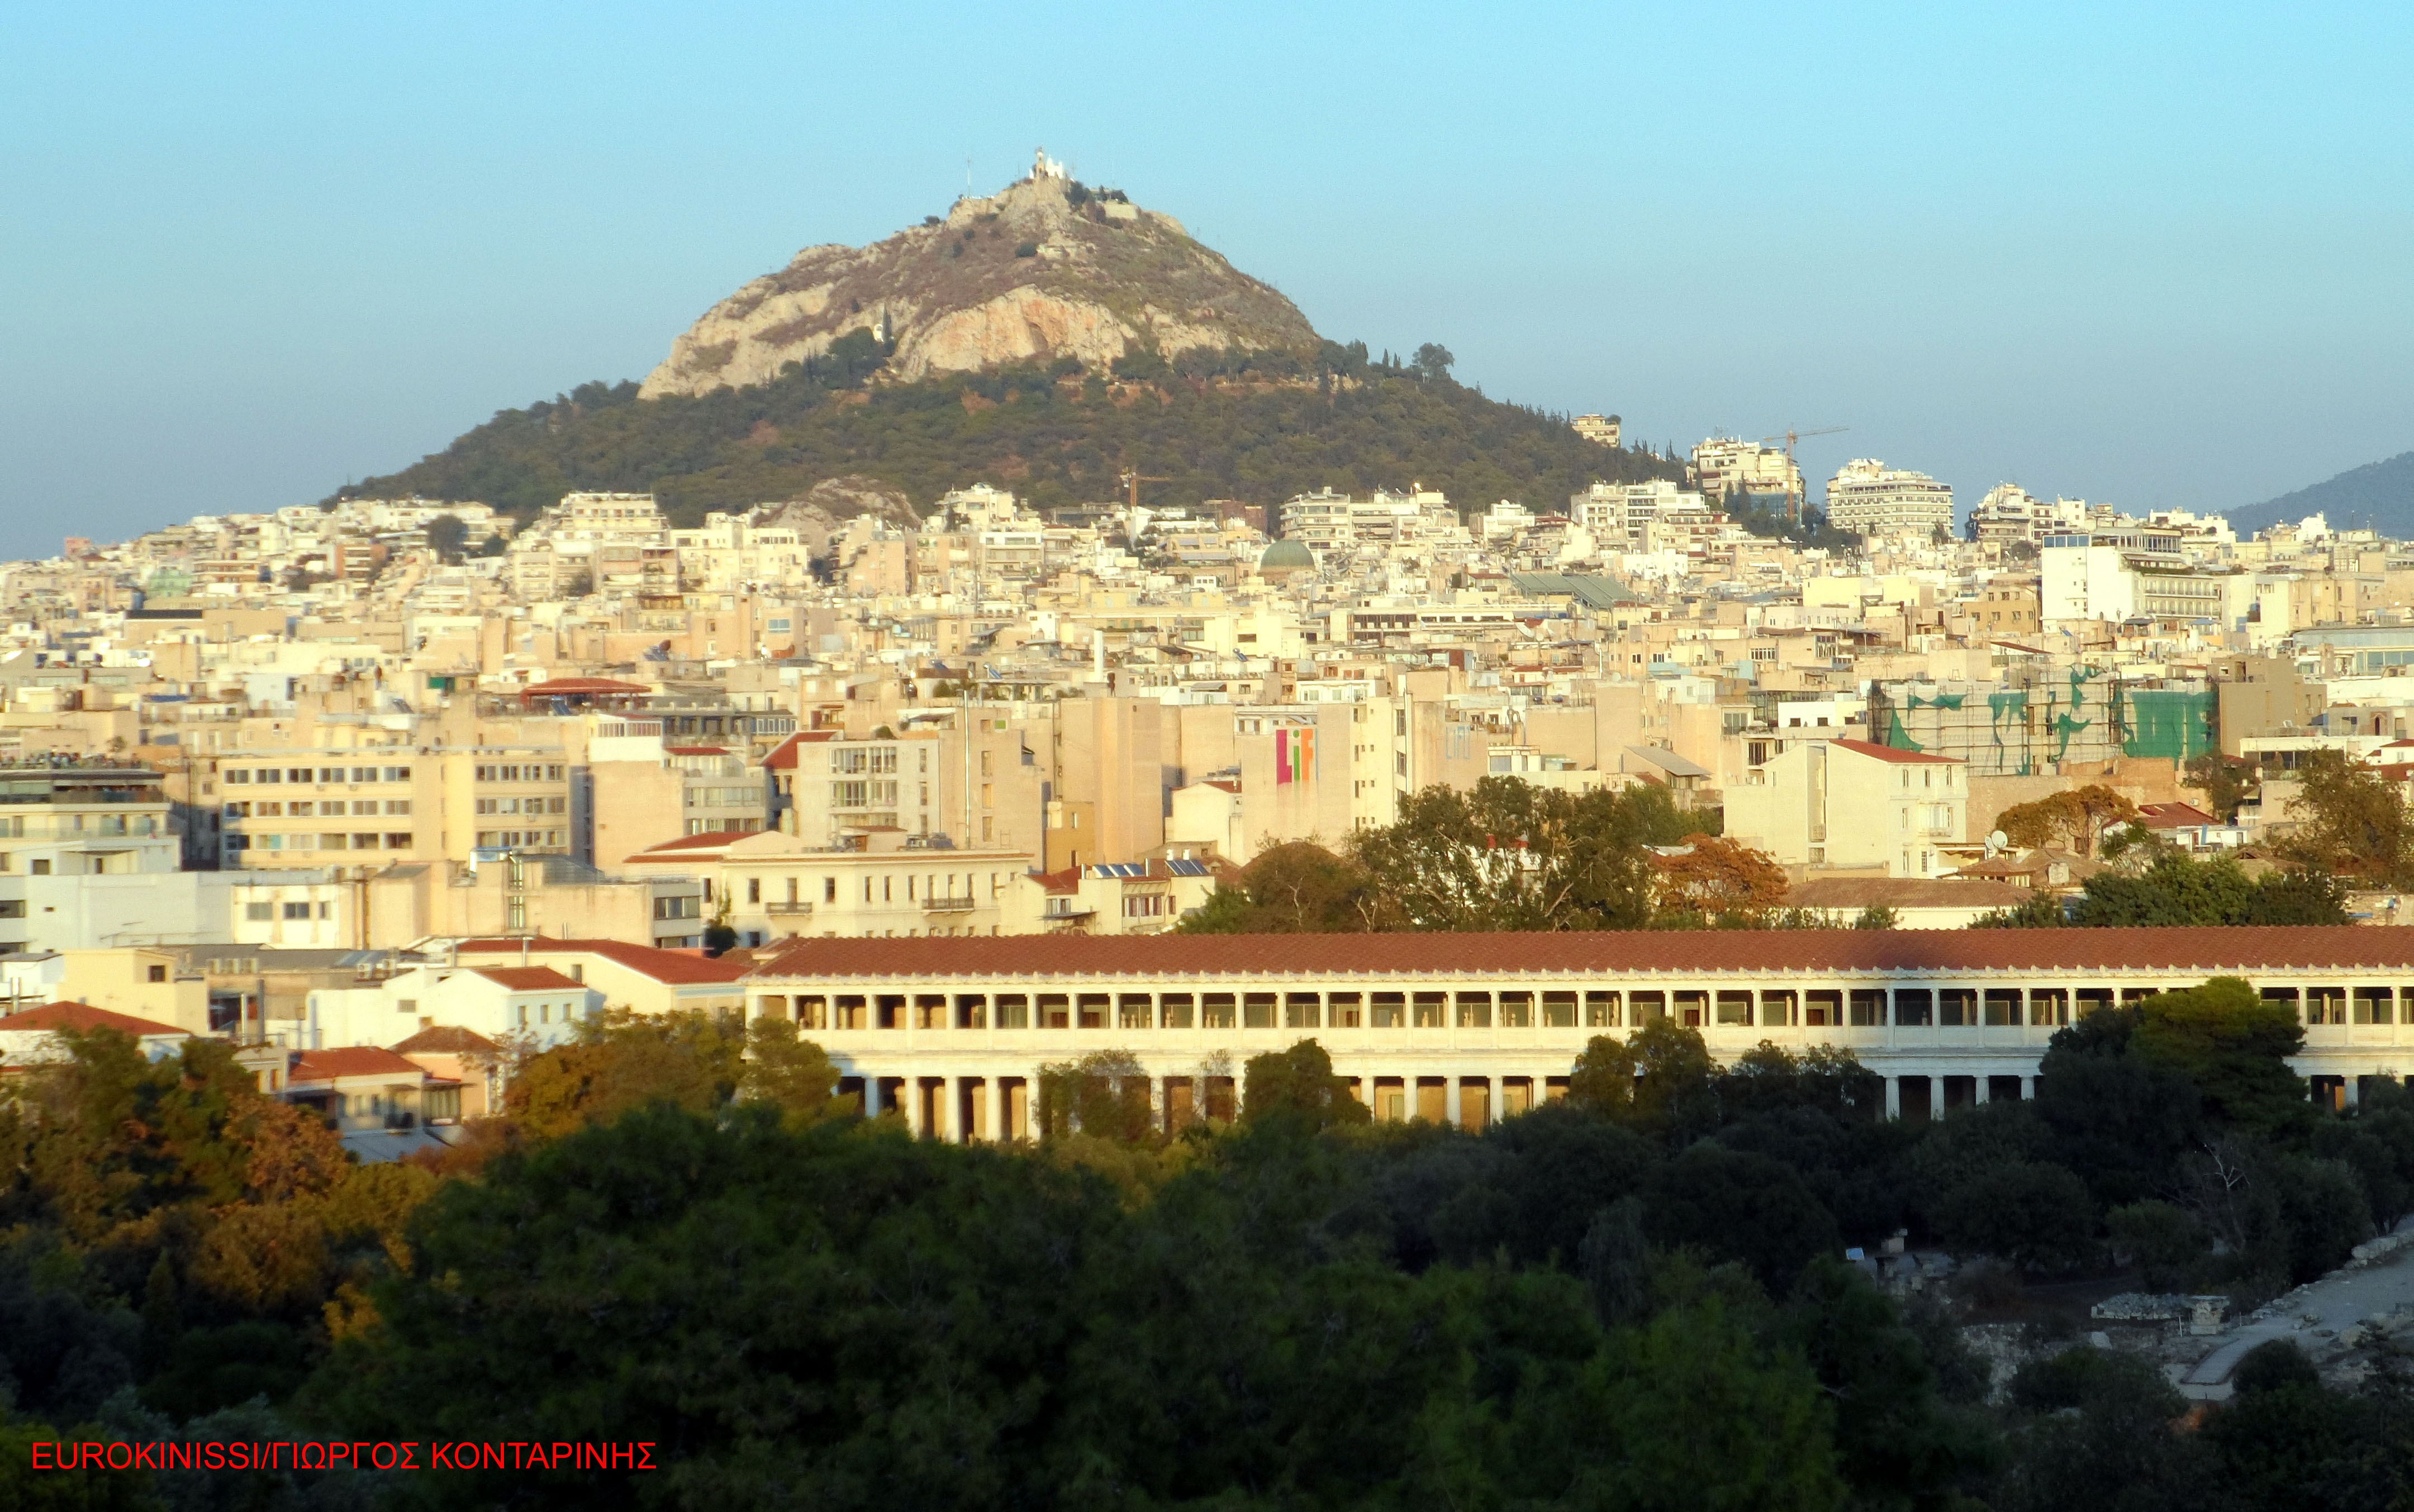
331,349,1679,524
11,985,2412,1508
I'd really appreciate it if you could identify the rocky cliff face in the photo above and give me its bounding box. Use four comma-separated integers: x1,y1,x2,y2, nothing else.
639,167,1320,398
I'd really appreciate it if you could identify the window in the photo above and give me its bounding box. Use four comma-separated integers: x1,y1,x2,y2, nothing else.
287,768,312,783
351,767,377,782
386,833,412,849
29,859,49,875
225,768,251,784
386,800,411,815
283,902,311,920
245,901,273,921
146,964,167,982
747,877,761,903
824,876,837,902
383,766,410,782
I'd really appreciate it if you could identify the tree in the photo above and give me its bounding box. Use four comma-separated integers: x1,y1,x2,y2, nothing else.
503,1009,743,1140
1241,1039,1369,1131
1411,342,1455,382
1177,841,1376,933
1567,1033,1638,1119
2287,748,2414,885
1645,1144,1840,1294
2033,1004,2202,1207
2131,976,2309,1140
423,513,468,561
1649,833,1789,921
739,1016,848,1125
1975,853,2349,928
2186,752,2256,823
1931,1161,2095,1271
1038,1048,1155,1143
1994,785,2136,857
1347,778,1708,931
2106,1200,2210,1289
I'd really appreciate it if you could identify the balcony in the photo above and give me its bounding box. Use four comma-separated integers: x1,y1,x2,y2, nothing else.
923,895,978,912
765,900,815,916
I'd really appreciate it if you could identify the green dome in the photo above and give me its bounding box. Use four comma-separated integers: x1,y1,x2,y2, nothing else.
1258,539,1315,570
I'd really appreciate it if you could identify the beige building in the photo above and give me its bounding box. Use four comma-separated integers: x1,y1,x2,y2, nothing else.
740,928,2414,1137
1723,737,1968,877
1824,459,1955,538
621,829,1035,944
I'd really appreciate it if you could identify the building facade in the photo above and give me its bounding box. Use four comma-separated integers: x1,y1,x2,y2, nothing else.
742,928,2414,1139
1824,459,1955,538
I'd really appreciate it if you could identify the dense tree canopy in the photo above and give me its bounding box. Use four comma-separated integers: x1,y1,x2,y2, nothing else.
7,980,2413,1506
332,360,1679,526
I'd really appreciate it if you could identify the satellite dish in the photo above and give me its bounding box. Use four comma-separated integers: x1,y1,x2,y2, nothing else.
1986,829,2009,857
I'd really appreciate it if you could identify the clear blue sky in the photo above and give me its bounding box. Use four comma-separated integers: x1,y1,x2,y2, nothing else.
5,2,2410,558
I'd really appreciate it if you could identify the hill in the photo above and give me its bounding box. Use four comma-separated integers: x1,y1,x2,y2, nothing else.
333,356,1675,526
2226,449,2414,536
641,155,1318,398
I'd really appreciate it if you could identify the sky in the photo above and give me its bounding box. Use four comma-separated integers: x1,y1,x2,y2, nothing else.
5,1,2411,560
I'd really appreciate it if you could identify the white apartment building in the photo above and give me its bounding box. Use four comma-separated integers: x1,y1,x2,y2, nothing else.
1824,459,1955,538
2040,529,2234,624
1276,489,1455,552
1690,438,1801,506
1568,481,1710,549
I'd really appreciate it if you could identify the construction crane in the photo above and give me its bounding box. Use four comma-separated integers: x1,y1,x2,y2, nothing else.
1118,468,1170,511
1758,425,1848,520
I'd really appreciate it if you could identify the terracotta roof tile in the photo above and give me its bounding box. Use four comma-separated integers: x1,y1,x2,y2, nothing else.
624,831,738,859
1830,738,1961,765
744,926,2414,982
291,1046,426,1083
0,1001,189,1038
391,1024,499,1054
467,966,586,992
454,937,750,985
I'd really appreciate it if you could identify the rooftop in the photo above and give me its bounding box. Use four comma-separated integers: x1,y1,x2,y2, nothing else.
0,1001,189,1038
747,925,2414,982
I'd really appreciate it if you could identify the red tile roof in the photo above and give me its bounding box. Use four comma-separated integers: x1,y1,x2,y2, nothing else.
520,677,650,695
467,966,586,992
0,1001,189,1038
666,745,731,756
454,937,750,985
624,831,739,859
292,1046,426,1083
391,1024,499,1054
745,926,2414,982
2137,801,2217,828
1830,738,1960,765
763,731,838,770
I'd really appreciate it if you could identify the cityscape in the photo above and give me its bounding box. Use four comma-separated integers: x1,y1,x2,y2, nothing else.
8,4,2414,1505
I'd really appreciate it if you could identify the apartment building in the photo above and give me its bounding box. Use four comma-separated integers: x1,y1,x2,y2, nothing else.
217,747,572,867
1825,459,1955,538
1723,737,1968,877
2041,529,2235,624
1690,438,1800,507
620,828,1035,944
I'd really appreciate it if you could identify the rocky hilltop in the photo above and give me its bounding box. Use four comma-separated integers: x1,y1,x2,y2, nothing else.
639,154,1322,397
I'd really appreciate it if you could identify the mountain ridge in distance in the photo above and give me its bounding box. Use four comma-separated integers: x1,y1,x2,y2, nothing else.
2225,449,2414,536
